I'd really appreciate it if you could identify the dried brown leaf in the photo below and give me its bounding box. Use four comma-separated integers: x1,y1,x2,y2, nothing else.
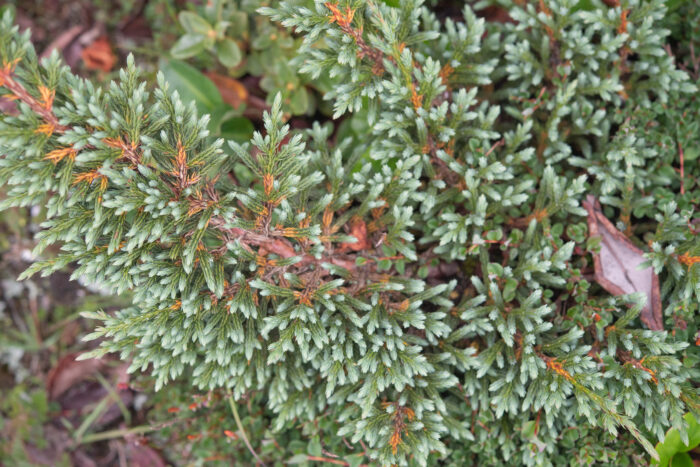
126,443,168,467
205,71,248,109
46,352,105,400
81,37,117,72
340,218,371,252
40,25,85,60
583,195,663,330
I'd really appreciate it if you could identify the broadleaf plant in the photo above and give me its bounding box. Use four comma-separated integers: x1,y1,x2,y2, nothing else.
169,0,328,116
0,0,699,465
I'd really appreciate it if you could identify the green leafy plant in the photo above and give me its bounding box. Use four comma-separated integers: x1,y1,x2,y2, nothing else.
0,0,699,465
159,58,255,144
171,1,244,68
653,413,700,467
170,0,327,116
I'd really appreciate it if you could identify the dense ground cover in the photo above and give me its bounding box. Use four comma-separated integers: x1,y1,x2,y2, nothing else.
1,0,699,465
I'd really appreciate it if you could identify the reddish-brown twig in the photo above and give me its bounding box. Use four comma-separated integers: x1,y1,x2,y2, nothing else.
0,60,69,134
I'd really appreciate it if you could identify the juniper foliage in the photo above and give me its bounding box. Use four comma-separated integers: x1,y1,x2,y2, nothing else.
0,0,699,465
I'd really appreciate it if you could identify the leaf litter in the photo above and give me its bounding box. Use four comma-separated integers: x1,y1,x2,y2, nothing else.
583,195,663,330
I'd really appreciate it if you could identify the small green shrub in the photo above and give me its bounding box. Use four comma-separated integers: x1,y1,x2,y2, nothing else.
0,0,698,465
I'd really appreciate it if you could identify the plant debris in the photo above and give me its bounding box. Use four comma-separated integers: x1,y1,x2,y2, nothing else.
583,195,663,330
81,36,117,72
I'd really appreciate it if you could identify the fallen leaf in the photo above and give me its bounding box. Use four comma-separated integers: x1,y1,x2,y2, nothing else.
81,37,117,72
46,352,105,400
583,195,663,330
340,218,371,252
40,25,85,60
38,354,139,466
204,71,248,109
64,25,101,70
126,443,167,467
57,380,106,412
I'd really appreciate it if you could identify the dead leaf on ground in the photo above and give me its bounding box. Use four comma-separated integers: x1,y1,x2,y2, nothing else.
205,71,248,109
63,25,101,70
339,218,371,252
46,352,105,400
40,25,85,60
583,195,663,330
40,354,139,465
126,443,168,467
81,36,117,72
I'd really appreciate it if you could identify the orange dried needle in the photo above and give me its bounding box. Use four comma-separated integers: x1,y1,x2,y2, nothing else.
44,147,76,164
263,173,274,196
35,123,55,135
325,2,354,28
37,85,55,110
410,83,423,110
678,252,700,268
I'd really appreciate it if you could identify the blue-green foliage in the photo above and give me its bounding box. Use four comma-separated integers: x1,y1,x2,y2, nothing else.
0,0,699,465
